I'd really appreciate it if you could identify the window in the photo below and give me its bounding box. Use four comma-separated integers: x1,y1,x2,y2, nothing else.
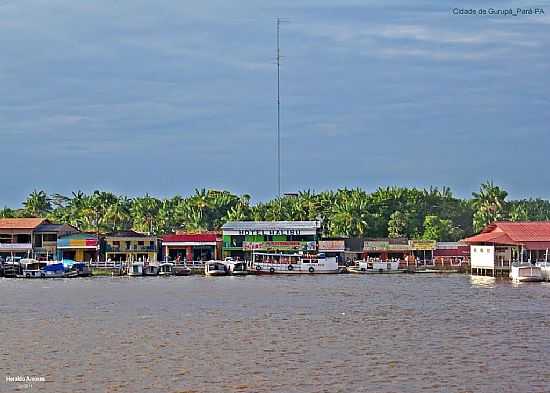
43,234,57,242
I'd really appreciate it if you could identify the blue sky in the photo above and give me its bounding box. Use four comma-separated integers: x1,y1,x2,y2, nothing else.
1,0,549,206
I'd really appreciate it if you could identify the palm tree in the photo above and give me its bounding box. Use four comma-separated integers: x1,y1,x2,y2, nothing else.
472,181,508,232
106,196,132,231
23,190,51,217
131,194,161,234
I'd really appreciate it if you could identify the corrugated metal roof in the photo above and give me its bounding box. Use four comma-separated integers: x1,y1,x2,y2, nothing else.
463,221,550,244
222,221,320,230
0,218,47,229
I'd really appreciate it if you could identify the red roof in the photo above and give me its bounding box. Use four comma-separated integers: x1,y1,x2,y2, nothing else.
463,221,550,246
0,218,47,229
163,233,218,243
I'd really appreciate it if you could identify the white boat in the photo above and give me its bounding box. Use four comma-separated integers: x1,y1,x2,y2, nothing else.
204,261,228,276
252,252,339,274
18,259,47,278
510,263,543,283
128,262,144,276
350,259,402,274
535,261,550,281
223,257,248,276
143,264,159,276
158,262,174,276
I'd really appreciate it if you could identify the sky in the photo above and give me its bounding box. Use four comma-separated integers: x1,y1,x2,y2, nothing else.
1,0,549,207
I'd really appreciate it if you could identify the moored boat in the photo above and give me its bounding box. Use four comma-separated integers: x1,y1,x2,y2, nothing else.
128,262,144,276
18,259,47,278
252,252,339,274
143,264,159,276
349,259,403,274
158,262,174,276
204,261,228,276
64,261,92,277
42,262,66,278
535,261,550,281
510,263,543,283
223,257,248,276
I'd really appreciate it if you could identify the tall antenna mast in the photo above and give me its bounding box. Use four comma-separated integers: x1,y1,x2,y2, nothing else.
276,17,281,197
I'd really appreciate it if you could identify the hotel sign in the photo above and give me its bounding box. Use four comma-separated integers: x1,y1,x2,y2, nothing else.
234,229,308,236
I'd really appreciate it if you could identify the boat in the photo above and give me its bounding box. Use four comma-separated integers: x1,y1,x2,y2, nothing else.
18,259,47,278
535,261,550,281
143,264,159,276
349,259,403,274
204,261,228,276
223,257,248,276
510,263,543,283
128,262,144,276
252,252,339,274
2,258,20,278
64,261,92,277
158,262,174,276
42,262,66,278
173,263,192,276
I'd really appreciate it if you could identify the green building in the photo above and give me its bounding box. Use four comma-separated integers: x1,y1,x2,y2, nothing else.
222,221,320,259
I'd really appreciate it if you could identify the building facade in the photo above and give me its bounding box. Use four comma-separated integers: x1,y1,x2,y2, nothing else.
0,218,46,259
33,223,79,260
57,233,100,262
104,230,158,262
222,221,320,259
463,221,550,276
162,232,220,262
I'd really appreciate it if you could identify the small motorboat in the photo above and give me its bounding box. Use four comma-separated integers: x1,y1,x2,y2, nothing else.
19,259,47,278
173,263,192,276
143,264,159,276
158,262,174,276
204,261,228,276
64,261,92,277
223,257,248,276
42,262,66,278
128,262,144,276
510,263,543,283
535,261,550,281
349,259,403,274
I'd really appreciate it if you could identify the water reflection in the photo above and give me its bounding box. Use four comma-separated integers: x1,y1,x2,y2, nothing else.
1,275,549,393
469,275,496,288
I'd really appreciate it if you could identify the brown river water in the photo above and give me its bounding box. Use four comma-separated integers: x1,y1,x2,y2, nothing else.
1,274,549,393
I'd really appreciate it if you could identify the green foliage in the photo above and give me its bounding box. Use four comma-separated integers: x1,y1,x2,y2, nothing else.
7,182,549,239
472,181,508,232
422,215,463,242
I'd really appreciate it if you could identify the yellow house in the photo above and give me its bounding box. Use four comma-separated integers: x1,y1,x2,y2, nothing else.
104,230,158,262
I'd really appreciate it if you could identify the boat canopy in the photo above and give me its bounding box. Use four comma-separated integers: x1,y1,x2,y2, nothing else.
43,263,65,272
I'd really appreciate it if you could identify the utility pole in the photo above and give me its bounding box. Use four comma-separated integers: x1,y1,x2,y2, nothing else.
276,17,281,197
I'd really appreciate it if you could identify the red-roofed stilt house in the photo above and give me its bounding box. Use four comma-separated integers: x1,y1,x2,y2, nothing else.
463,221,550,276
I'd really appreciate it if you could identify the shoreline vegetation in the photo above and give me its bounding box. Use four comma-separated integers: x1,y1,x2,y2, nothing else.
2,181,549,240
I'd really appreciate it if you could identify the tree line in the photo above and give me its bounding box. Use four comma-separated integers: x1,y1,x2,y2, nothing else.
1,182,549,241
